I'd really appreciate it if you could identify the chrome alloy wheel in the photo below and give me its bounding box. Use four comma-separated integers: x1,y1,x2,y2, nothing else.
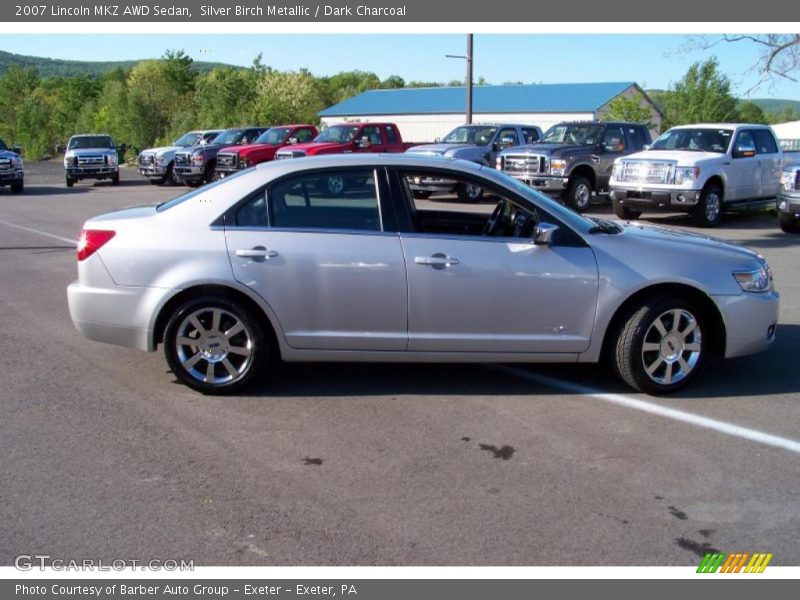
705,190,722,223
327,175,345,195
465,183,482,200
573,182,591,209
175,307,253,385
640,308,702,386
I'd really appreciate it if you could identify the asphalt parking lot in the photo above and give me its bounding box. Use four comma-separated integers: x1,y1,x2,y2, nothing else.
1,161,798,567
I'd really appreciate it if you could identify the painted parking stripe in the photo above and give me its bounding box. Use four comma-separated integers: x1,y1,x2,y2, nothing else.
492,365,800,455
0,219,77,245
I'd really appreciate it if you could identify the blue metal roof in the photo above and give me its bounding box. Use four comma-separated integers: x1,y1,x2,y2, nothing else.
319,82,637,117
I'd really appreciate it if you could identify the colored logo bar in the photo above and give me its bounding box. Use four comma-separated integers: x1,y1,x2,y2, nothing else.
697,552,773,573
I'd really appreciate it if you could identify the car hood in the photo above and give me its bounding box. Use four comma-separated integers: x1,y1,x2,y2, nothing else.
220,142,280,155
406,143,477,156
0,149,19,159
502,143,591,156
141,145,183,156
68,147,117,154
619,221,761,266
622,150,724,163
280,141,348,154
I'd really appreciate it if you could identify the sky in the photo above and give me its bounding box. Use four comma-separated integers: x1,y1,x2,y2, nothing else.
1,34,798,99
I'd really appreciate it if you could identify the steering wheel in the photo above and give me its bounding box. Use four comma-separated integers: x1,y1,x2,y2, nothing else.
483,200,506,236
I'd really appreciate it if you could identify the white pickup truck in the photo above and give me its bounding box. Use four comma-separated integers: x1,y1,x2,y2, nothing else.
609,123,783,227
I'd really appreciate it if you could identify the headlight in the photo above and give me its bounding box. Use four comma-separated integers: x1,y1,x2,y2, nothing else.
673,166,700,186
239,156,249,168
496,156,503,170
612,161,623,180
107,154,118,166
781,170,799,191
191,152,205,166
11,156,23,169
156,155,166,166
64,152,74,167
733,263,773,293
549,159,567,177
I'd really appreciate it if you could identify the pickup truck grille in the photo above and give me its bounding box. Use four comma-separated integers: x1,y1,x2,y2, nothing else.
174,152,190,167
501,154,546,176
217,152,238,168
138,153,155,166
617,160,675,185
77,155,106,166
0,158,11,171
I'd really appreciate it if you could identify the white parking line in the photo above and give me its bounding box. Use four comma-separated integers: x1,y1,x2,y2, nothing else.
0,219,77,245
492,365,800,455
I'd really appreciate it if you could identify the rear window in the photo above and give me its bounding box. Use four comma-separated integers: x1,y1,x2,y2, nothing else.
753,130,779,154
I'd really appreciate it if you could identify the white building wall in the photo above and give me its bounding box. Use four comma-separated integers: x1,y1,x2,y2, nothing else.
771,120,800,150
320,112,596,143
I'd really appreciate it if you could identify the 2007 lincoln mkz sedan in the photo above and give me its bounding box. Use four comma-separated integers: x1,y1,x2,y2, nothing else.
67,154,778,395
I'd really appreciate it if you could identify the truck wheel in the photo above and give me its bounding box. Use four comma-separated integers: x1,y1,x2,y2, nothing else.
11,180,23,194
164,163,176,186
691,184,723,228
613,296,706,395
111,174,120,186
66,175,74,188
565,176,592,212
326,175,345,196
612,198,641,220
779,212,800,233
457,183,483,202
413,191,432,199
203,163,215,185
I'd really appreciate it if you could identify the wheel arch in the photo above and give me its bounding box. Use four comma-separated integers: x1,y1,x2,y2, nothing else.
569,164,597,189
152,283,281,356
600,282,726,362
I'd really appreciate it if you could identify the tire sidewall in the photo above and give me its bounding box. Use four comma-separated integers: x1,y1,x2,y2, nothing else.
693,185,723,227
163,296,268,394
567,176,592,212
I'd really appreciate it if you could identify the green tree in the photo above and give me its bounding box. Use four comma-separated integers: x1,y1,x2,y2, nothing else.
161,49,196,95
661,58,738,128
737,101,768,124
604,90,655,127
253,69,325,125
0,66,40,143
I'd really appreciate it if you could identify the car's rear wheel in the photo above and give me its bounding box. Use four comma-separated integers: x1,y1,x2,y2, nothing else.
66,175,74,188
612,198,641,220
457,182,483,202
164,296,268,394
691,184,723,227
613,297,706,395
778,212,800,233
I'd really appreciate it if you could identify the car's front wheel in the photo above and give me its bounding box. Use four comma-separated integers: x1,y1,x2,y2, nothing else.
779,212,800,233
612,198,641,220
457,182,483,202
691,184,723,227
613,297,706,394
11,180,23,194
163,296,269,394
565,176,593,212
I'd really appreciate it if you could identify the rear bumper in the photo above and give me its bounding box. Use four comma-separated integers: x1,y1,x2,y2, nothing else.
610,186,701,211
712,291,779,359
67,279,167,352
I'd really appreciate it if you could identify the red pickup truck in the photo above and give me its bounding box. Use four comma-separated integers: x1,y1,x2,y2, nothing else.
274,122,414,160
215,124,318,177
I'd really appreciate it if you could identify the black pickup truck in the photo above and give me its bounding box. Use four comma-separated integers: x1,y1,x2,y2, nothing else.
496,121,652,212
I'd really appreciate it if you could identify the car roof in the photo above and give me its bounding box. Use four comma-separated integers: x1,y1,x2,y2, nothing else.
668,123,774,130
70,133,113,138
253,153,483,178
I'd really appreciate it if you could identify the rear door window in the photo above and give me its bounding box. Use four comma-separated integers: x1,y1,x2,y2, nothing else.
753,130,779,155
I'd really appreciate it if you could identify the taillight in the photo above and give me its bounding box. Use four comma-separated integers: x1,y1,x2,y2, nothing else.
77,229,115,261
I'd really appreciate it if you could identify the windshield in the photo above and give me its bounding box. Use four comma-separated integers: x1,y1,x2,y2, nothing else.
210,130,246,146
650,128,732,153
68,136,114,150
541,124,603,145
314,125,360,143
173,132,202,147
255,127,291,145
442,126,497,145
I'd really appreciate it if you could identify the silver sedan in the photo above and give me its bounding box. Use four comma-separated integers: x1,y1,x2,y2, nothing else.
67,154,779,395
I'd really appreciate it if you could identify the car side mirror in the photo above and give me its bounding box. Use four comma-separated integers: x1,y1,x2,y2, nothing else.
643,144,651,151
492,142,500,152
357,136,371,149
533,222,559,246
434,137,441,143
733,145,756,159
288,137,298,145
11,144,22,155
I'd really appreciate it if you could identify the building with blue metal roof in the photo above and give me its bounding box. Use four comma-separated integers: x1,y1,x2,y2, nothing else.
318,82,661,143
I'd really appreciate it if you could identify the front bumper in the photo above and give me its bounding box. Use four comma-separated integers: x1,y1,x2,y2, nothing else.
610,186,701,211
777,189,800,216
0,170,23,184
506,174,568,194
173,165,205,181
138,165,167,178
712,290,779,359
66,166,118,179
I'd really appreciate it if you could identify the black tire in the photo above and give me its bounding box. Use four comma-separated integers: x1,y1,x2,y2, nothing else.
413,190,432,200
691,184,724,228
163,295,270,395
111,174,120,186
149,178,163,185
612,198,641,220
185,179,202,188
456,182,483,203
66,176,74,188
163,162,176,186
565,176,593,212
203,162,216,185
613,297,706,395
11,180,23,194
778,212,800,233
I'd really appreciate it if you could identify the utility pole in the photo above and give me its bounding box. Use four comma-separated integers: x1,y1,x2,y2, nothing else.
446,33,474,124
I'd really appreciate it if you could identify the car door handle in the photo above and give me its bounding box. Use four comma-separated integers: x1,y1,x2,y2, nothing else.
415,254,459,267
236,247,279,258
